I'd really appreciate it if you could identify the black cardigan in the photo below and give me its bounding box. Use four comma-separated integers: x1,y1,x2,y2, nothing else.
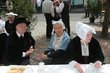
66,36,104,64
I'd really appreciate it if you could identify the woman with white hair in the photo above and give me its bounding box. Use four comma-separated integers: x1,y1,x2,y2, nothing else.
38,20,70,64
66,21,104,73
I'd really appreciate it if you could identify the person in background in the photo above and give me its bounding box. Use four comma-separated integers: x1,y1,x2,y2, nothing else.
42,0,54,39
52,0,60,21
84,0,90,18
6,0,13,12
66,21,105,73
0,17,6,64
3,17,35,65
0,17,5,34
5,12,17,35
0,12,17,64
38,20,70,64
36,0,42,13
55,0,70,36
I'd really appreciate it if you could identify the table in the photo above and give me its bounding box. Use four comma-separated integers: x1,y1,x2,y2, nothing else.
0,64,110,73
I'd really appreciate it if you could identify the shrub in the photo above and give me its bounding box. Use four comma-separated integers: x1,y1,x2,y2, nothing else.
12,0,35,20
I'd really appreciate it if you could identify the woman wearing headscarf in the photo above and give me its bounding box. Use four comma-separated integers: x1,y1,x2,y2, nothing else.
66,21,104,73
38,20,70,64
5,12,18,35
0,12,17,64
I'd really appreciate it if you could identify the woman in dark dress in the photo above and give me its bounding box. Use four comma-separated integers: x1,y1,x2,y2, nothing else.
66,21,105,73
0,12,17,64
5,12,18,35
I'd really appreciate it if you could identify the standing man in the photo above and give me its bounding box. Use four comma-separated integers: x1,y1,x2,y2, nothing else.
56,0,70,36
3,17,35,65
42,0,54,39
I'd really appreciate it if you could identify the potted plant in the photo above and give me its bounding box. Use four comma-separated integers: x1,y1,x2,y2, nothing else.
87,0,102,23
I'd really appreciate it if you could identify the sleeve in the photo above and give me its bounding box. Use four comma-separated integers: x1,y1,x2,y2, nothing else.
69,60,77,67
42,2,44,13
56,2,64,13
5,21,8,33
27,32,35,49
50,2,54,17
48,34,54,49
66,38,77,63
44,48,55,55
47,49,65,58
59,36,70,51
93,39,105,63
0,20,5,29
44,34,55,55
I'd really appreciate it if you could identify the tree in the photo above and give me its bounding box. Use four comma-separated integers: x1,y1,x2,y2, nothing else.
12,0,35,20
87,0,102,23
102,0,110,37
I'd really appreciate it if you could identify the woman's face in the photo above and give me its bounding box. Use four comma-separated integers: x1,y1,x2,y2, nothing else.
85,32,93,43
54,23,63,36
8,15,15,22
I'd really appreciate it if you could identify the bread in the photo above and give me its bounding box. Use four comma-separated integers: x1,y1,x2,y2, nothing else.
7,67,25,73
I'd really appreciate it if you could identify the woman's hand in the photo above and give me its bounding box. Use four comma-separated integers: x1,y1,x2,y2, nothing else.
94,61,102,69
74,63,85,73
37,53,48,61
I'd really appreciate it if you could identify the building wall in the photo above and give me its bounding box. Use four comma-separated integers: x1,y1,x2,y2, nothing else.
71,0,83,6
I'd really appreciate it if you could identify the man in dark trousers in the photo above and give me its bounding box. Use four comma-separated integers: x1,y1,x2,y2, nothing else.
42,0,54,39
56,0,70,36
3,17,35,65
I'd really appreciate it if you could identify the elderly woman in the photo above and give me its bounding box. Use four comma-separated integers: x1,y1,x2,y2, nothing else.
66,22,104,73
5,12,18,35
38,20,70,64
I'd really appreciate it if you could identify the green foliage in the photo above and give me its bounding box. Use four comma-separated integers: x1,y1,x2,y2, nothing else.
12,0,35,20
87,0,102,17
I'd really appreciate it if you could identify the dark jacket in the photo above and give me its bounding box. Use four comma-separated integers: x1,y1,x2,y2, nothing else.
5,20,16,35
3,32,35,65
66,36,105,64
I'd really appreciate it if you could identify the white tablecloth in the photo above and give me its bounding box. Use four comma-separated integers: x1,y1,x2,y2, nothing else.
0,64,110,73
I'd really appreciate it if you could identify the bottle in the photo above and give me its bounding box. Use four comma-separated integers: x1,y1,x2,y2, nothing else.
87,63,94,73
